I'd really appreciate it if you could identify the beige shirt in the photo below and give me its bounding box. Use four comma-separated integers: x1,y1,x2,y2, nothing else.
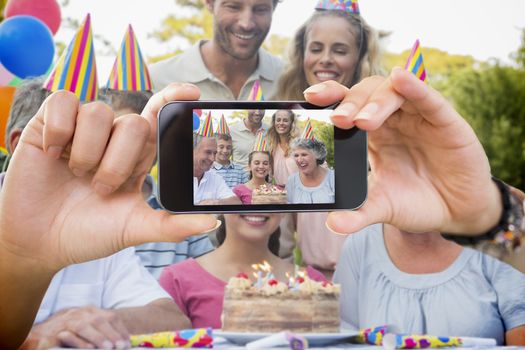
149,41,283,100
230,121,269,168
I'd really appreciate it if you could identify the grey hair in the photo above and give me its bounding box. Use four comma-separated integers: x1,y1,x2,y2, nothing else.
5,77,52,153
193,133,216,149
98,88,152,115
291,138,327,165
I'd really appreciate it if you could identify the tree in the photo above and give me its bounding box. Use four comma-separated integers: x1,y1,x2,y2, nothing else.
445,65,525,189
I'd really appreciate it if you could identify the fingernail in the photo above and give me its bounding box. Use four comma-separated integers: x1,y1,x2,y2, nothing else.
303,84,326,94
47,146,64,159
355,102,379,121
102,340,113,350
203,219,222,234
72,168,87,177
115,340,128,349
93,181,114,195
325,221,347,236
331,102,357,117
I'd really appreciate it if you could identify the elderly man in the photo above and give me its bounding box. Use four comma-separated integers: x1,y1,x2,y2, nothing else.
193,134,242,205
150,0,283,100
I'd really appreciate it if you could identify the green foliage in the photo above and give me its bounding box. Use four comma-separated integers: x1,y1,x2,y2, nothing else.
262,34,290,59
445,65,525,189
0,0,6,22
511,28,525,69
149,0,212,62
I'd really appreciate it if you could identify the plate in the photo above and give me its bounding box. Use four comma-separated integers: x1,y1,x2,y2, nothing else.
214,330,358,346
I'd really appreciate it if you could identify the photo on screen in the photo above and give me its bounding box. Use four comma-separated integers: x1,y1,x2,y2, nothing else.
192,108,335,206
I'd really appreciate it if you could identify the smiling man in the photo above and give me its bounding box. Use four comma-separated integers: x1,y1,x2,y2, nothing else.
150,0,283,100
193,134,241,205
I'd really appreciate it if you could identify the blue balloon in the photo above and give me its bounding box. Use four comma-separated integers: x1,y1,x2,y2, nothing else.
0,15,55,79
193,112,200,131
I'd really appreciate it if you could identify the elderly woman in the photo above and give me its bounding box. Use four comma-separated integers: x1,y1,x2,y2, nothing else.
286,138,334,204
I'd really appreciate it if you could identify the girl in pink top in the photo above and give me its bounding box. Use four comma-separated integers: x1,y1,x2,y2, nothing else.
232,151,273,204
159,214,326,329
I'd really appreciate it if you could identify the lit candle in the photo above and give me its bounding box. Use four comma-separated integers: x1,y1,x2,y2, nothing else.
252,264,262,288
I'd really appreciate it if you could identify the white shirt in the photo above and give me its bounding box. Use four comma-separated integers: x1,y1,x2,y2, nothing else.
35,248,170,324
193,170,234,205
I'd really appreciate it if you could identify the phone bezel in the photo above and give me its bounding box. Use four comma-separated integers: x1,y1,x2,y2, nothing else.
157,101,368,213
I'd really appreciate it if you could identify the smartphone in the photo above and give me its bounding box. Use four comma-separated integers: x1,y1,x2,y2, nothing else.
157,101,367,213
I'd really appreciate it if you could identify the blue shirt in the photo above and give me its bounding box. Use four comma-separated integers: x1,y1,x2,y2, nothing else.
135,192,215,280
212,161,249,188
286,169,335,204
334,224,525,344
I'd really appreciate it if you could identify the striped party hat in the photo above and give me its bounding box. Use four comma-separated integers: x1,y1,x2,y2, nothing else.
252,130,269,152
300,119,316,140
43,14,98,102
216,114,231,135
248,80,264,101
315,0,360,14
197,111,214,137
405,39,427,82
106,25,152,91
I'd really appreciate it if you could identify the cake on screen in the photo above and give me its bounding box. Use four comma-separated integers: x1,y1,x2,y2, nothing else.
251,184,288,204
221,264,340,333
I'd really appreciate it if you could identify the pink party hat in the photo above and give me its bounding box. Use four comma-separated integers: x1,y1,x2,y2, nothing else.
248,80,264,101
197,111,214,137
43,14,98,102
315,0,360,14
252,130,269,152
300,119,316,140
405,39,427,82
216,114,231,135
106,24,152,91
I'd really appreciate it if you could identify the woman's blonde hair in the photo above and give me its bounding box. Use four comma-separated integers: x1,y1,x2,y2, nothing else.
274,10,383,100
267,110,298,156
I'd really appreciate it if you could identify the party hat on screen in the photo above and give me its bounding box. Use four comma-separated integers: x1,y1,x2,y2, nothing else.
196,111,214,137
300,119,316,140
106,24,152,91
315,0,360,14
43,14,98,102
248,80,264,101
252,130,269,152
405,39,427,82
216,114,231,135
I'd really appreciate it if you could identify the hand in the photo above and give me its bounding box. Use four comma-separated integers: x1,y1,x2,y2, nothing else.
0,83,217,272
22,306,130,350
304,68,502,235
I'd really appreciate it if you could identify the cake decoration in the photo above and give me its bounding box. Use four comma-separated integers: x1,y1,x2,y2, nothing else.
405,39,427,82
106,24,152,91
252,184,288,204
130,328,213,348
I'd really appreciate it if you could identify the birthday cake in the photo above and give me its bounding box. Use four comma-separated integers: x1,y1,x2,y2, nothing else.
251,184,288,204
221,272,340,333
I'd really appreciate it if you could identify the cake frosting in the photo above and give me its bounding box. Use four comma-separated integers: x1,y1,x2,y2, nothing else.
251,184,288,204
221,272,340,333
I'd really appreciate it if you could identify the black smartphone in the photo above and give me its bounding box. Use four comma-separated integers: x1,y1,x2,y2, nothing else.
157,101,367,213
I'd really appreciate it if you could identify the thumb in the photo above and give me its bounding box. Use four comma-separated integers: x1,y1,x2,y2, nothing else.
124,207,220,246
326,189,390,234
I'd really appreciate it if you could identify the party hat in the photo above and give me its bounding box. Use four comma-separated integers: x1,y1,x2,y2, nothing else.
196,111,214,137
43,14,98,102
405,39,427,82
216,114,231,135
248,80,264,101
315,0,360,14
252,130,269,152
300,119,316,140
106,24,152,91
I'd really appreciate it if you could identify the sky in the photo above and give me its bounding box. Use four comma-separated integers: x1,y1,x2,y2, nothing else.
55,0,525,80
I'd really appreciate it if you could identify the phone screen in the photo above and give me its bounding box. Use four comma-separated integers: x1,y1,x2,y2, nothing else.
158,101,367,213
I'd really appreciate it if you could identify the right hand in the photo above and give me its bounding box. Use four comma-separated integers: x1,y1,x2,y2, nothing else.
22,306,130,350
0,83,218,273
